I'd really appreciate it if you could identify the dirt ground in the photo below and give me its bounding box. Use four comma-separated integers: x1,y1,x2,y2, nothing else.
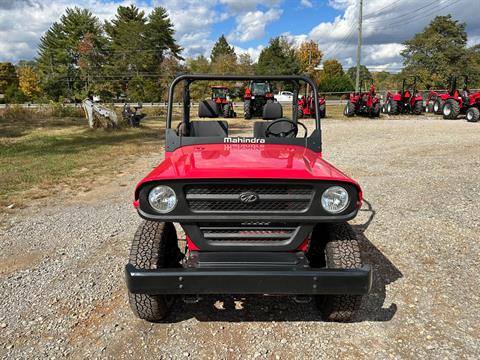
0,116,479,359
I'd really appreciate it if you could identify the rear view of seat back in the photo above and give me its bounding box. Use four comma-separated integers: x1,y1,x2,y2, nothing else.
262,102,283,120
198,99,219,118
189,121,228,137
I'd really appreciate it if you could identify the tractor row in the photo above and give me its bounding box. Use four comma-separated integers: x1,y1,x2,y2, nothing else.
344,75,480,122
201,76,480,122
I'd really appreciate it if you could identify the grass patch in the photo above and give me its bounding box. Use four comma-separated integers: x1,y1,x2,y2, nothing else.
0,113,164,208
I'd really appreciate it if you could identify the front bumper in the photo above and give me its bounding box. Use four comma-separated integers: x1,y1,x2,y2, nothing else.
125,252,372,295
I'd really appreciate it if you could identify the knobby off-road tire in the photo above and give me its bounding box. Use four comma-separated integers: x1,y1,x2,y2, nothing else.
128,221,183,322
244,100,251,119
426,102,434,113
373,103,381,118
297,105,304,119
413,100,423,115
344,101,355,117
466,107,480,122
223,104,231,118
443,99,460,119
433,99,444,114
309,223,363,322
387,99,398,115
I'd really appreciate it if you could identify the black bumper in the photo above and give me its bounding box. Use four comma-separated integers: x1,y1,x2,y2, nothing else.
125,262,372,296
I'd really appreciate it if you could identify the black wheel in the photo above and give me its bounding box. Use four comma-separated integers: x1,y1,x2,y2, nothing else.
426,102,434,113
223,103,230,118
466,107,480,122
244,100,251,119
433,99,444,115
344,101,355,117
387,99,398,115
297,105,304,119
443,99,460,119
128,221,183,322
413,100,423,115
373,102,381,117
319,104,326,118
308,223,363,322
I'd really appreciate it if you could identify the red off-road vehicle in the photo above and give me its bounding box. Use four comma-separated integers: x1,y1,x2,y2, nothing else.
344,81,381,118
125,75,372,323
442,76,480,122
385,77,423,115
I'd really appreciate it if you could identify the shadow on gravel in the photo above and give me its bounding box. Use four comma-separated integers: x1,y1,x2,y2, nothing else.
353,199,403,322
164,199,402,323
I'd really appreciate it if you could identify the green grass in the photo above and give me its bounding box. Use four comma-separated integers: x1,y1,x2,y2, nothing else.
0,113,164,208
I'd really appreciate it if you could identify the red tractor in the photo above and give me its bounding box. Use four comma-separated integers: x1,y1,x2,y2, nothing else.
298,94,326,119
244,80,275,119
210,86,236,118
384,77,423,115
425,76,464,115
344,81,381,118
442,76,480,122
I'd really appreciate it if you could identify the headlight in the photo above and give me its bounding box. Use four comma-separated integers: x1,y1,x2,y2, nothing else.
148,185,177,213
321,186,349,214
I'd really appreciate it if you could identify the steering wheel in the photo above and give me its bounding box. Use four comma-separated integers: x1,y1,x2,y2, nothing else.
265,118,308,138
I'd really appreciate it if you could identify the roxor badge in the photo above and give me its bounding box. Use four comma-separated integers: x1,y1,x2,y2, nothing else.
239,191,259,204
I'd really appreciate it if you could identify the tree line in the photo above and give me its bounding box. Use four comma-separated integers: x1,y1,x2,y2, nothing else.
0,7,479,103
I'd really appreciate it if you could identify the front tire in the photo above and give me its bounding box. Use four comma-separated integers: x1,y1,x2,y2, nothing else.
373,102,381,118
413,100,423,115
387,99,398,115
244,99,251,119
466,107,480,122
309,223,363,322
443,99,460,119
128,221,183,322
433,99,444,114
344,101,355,117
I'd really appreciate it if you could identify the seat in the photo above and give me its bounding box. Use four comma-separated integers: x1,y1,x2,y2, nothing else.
253,120,295,138
189,121,228,137
198,99,219,118
262,102,283,120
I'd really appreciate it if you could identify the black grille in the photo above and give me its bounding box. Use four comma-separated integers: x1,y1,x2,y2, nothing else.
185,184,313,213
200,223,298,243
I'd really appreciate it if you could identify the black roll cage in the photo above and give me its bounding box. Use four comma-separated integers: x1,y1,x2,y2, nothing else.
165,74,322,153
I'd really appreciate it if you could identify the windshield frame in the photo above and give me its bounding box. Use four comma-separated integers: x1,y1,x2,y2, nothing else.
165,74,322,153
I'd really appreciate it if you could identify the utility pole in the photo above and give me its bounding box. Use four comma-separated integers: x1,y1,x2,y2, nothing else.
355,0,363,94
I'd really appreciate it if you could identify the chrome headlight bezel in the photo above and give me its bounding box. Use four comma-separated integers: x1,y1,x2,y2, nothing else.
321,186,350,214
148,185,177,213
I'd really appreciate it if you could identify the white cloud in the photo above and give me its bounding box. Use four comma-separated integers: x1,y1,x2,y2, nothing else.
300,0,313,8
233,44,264,62
228,8,283,42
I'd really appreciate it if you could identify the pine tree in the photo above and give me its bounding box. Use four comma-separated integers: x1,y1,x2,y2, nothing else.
210,35,236,64
37,7,105,100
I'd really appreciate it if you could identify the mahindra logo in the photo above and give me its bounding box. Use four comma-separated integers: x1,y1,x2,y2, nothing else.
239,191,259,204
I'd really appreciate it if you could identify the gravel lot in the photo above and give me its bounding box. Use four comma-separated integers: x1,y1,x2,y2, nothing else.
1,116,479,359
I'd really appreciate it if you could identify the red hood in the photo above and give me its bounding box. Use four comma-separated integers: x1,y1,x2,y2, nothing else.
135,144,360,198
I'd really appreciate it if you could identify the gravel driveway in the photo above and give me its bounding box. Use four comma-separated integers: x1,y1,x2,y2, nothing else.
1,117,479,359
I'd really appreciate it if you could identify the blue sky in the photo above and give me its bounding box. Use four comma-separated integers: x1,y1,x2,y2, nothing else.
0,0,479,72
